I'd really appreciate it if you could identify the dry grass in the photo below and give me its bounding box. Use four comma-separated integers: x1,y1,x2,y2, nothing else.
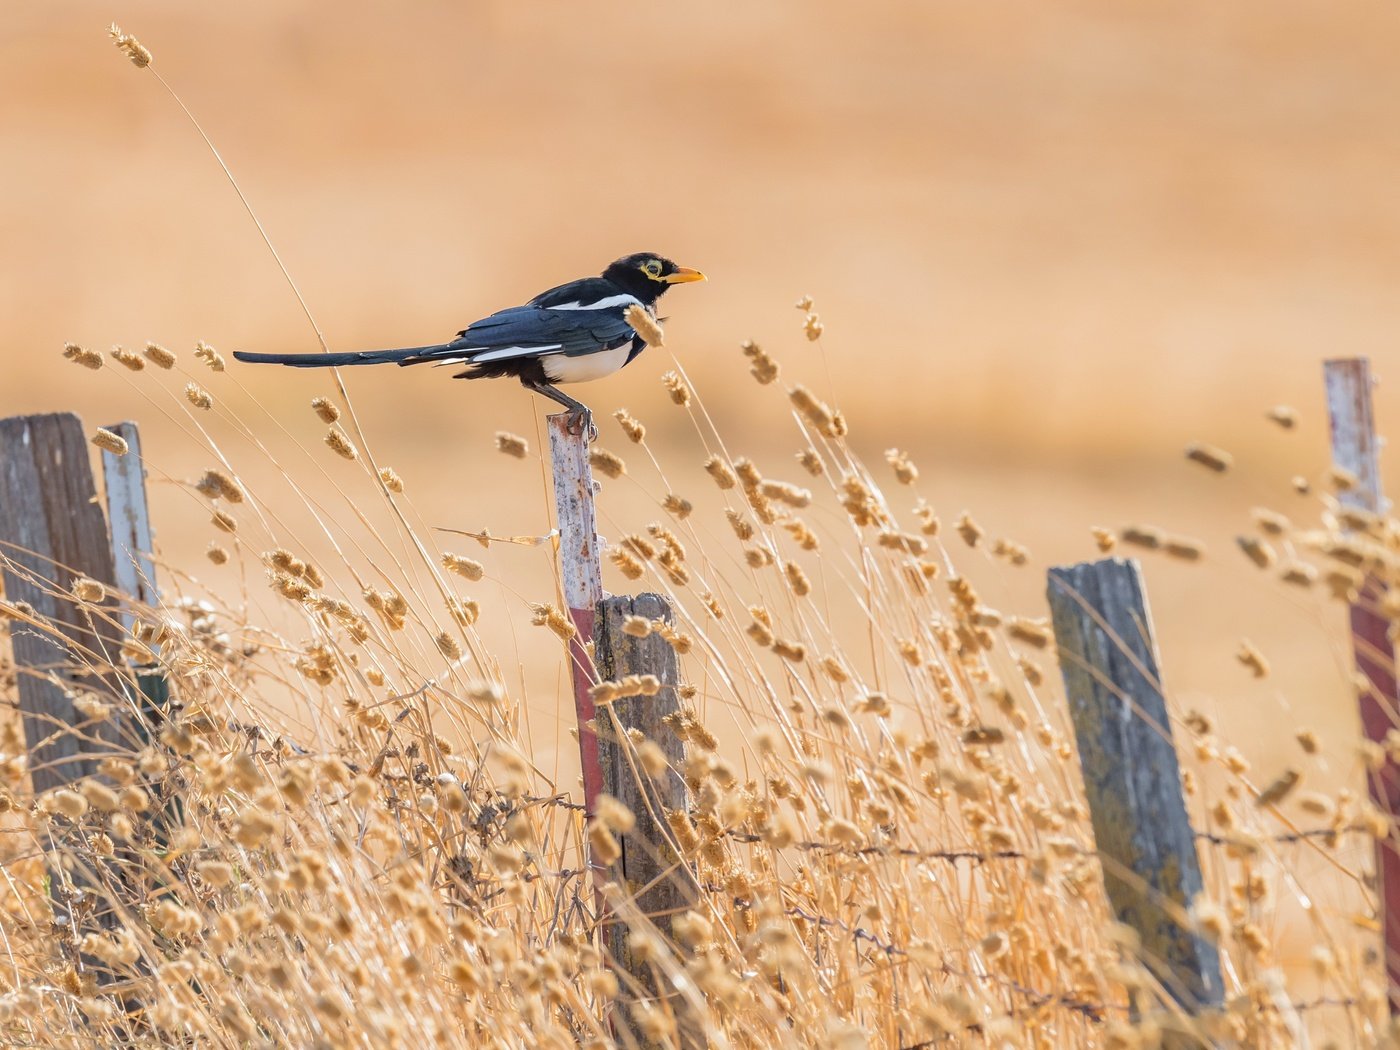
0,305,1394,1048
0,14,1395,1046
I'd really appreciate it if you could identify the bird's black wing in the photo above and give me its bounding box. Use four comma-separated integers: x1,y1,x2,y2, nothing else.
392,279,642,370
528,277,626,310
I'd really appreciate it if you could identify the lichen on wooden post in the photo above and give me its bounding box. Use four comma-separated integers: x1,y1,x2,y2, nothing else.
1047,557,1222,1023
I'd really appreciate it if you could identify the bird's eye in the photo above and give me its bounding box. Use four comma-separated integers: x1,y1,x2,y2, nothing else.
643,259,663,277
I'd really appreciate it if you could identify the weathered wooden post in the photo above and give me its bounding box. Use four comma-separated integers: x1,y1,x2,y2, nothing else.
1324,357,1400,1012
0,412,133,970
1047,558,1223,1028
0,413,127,794
594,593,699,1047
100,421,170,732
546,414,607,827
546,417,700,1043
100,421,177,858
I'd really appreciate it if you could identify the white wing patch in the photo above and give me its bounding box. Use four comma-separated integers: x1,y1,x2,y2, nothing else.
469,344,564,363
545,294,642,312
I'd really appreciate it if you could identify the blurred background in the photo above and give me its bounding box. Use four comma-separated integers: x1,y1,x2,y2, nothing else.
5,0,1400,966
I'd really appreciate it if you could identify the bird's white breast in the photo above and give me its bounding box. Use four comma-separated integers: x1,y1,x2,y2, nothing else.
542,345,632,384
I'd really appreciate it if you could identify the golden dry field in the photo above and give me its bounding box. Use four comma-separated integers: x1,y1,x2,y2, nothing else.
2,3,1400,1046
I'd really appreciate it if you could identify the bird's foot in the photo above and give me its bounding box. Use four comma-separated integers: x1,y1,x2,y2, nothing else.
566,407,598,444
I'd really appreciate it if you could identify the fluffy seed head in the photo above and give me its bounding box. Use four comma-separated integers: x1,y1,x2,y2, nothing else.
442,553,484,581
447,597,480,626
63,343,103,370
625,303,665,347
1236,536,1276,569
589,448,626,479
1254,768,1300,807
143,342,177,368
110,346,145,370
613,409,646,443
108,23,152,67
956,514,984,548
704,456,737,489
91,428,128,456
185,382,214,410
194,342,225,371
311,397,340,423
595,794,636,833
1185,442,1232,472
495,432,529,458
71,577,105,603
530,603,576,641
788,385,845,438
1121,525,1163,550
609,548,645,579
325,425,358,460
662,371,691,406
1165,535,1204,561
741,340,779,384
885,448,918,484
1236,639,1269,678
759,480,811,508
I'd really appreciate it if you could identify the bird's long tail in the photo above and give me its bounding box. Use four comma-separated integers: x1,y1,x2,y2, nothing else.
232,344,455,368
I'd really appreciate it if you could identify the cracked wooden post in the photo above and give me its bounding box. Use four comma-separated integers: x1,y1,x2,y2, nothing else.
0,412,131,960
546,413,606,830
594,592,700,1048
1325,357,1400,1013
0,413,127,795
1047,557,1222,1033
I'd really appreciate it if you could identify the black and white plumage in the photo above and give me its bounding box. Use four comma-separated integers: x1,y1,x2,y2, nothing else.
232,252,705,433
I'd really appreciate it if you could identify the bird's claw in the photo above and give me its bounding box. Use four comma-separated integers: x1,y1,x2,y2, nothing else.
567,409,597,444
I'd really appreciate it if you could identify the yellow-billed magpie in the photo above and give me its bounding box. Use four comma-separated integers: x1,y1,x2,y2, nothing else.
232,252,705,435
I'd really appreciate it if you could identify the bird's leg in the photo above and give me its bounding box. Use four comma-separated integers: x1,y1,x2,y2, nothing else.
523,380,596,442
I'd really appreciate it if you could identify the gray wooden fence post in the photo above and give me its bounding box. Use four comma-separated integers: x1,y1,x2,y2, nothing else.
594,593,700,1048
0,412,133,969
0,413,127,794
1047,557,1223,1024
1324,357,1400,1012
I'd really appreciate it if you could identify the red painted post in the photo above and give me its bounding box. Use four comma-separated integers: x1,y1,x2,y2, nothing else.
1324,357,1400,1012
546,414,606,825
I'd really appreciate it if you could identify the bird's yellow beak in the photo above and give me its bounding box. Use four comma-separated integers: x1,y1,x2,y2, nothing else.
663,266,707,284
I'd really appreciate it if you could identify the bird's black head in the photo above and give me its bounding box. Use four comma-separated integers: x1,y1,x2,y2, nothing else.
602,253,706,304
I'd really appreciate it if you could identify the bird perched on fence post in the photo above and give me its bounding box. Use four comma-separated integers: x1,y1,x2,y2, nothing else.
232,252,705,438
